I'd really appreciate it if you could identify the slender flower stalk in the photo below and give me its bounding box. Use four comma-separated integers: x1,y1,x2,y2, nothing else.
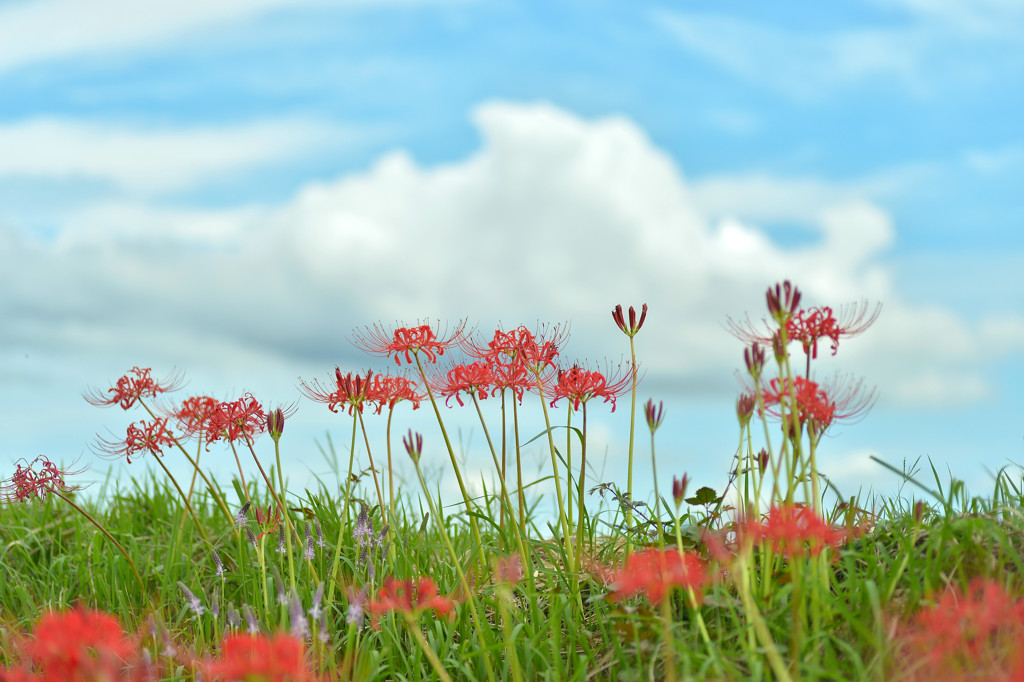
612,303,647,552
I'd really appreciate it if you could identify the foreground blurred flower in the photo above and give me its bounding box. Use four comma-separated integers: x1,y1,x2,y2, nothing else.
201,632,315,682
896,578,1024,681
84,366,184,410
608,548,708,605
19,608,139,682
368,577,456,629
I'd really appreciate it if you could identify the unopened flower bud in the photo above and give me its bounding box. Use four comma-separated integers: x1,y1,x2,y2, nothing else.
403,429,423,463
766,281,801,324
612,303,648,337
644,398,664,432
267,408,285,439
736,393,755,426
756,448,770,473
744,343,765,377
672,474,689,506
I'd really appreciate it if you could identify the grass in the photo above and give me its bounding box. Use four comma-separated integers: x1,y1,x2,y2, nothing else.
2,285,1023,681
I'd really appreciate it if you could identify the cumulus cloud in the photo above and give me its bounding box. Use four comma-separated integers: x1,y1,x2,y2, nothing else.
3,101,1020,411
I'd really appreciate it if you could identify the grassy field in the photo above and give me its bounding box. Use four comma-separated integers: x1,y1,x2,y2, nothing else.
3,283,1022,681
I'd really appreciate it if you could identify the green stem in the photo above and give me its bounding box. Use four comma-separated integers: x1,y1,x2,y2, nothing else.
56,491,145,593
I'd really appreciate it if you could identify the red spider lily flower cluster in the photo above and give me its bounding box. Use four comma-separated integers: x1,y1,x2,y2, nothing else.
366,373,424,413
206,393,268,446
758,375,876,433
96,417,176,464
786,301,881,359
2,456,79,503
200,632,317,682
728,283,879,359
431,362,494,408
461,325,567,402
762,377,836,430
84,366,183,410
368,577,456,629
737,504,847,558
169,395,219,439
607,548,708,605
612,303,648,337
550,363,632,413
1,608,152,682
352,321,468,365
895,578,1024,681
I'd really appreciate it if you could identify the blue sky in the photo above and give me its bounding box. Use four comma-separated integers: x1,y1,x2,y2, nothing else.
1,0,1022,515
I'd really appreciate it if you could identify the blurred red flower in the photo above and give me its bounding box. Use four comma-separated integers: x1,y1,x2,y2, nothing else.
608,548,708,605
738,504,846,558
21,608,138,682
896,578,1024,681
368,577,456,629
202,632,314,681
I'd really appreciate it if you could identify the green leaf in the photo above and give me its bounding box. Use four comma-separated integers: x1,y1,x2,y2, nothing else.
685,486,721,506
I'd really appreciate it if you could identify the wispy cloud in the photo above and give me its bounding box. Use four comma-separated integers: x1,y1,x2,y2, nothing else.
652,10,925,99
0,0,467,75
0,117,359,193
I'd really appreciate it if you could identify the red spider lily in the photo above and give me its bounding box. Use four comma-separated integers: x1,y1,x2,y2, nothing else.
759,375,876,433
762,377,836,430
785,302,881,358
368,577,456,629
351,321,468,365
17,608,139,682
607,548,708,605
95,418,176,464
896,578,1024,681
488,359,536,404
430,362,494,408
550,363,631,412
737,504,846,558
365,373,424,414
2,456,80,503
728,298,878,360
84,366,183,410
299,369,374,416
467,324,569,371
201,633,315,682
612,303,648,337
167,395,219,439
206,394,267,446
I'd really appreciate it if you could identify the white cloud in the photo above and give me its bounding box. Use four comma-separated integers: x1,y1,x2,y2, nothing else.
0,0,464,75
0,117,357,193
3,101,1020,412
